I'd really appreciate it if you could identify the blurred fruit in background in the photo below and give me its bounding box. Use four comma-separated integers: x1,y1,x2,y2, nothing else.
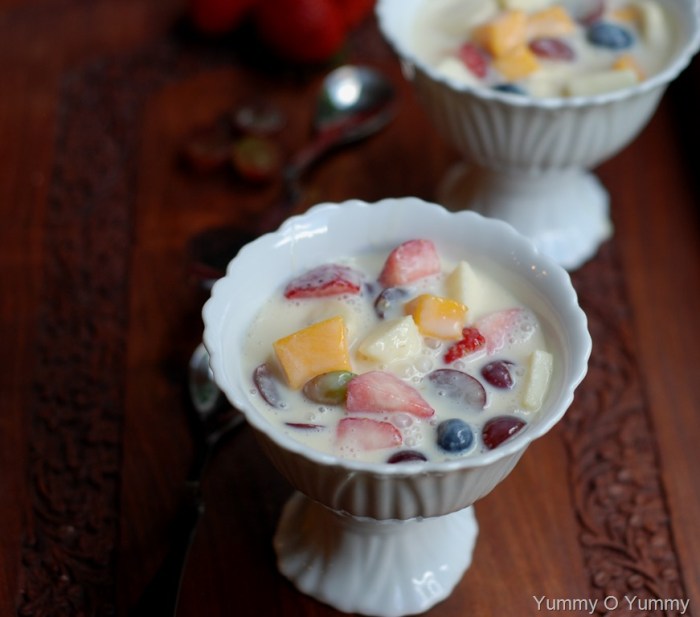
188,0,258,34
187,0,376,63
253,0,346,63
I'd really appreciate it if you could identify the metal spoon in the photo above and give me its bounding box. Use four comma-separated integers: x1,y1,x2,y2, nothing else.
129,344,244,617
190,65,397,287
282,64,397,196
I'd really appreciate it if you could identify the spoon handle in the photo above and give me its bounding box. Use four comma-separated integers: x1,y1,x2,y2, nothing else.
128,483,205,617
285,104,396,183
284,126,346,183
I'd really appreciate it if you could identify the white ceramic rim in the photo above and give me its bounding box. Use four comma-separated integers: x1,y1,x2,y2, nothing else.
203,198,592,476
375,0,700,109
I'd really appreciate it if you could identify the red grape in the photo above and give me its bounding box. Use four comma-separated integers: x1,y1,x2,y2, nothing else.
529,37,576,61
482,416,526,450
481,360,514,389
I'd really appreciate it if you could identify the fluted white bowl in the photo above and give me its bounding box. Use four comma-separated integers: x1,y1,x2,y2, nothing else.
202,197,591,521
376,0,700,269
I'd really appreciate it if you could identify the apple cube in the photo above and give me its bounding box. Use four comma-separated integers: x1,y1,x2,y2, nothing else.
473,9,528,57
527,74,566,98
404,294,468,340
522,349,553,411
358,316,423,364
526,5,575,39
308,297,373,349
273,316,351,389
493,44,540,80
498,0,553,12
637,1,670,47
565,68,638,97
437,57,483,85
446,260,479,309
618,1,669,47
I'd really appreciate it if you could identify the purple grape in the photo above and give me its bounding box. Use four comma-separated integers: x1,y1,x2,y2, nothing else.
427,369,486,410
374,287,409,319
482,416,526,450
387,450,428,464
529,37,575,61
253,363,286,409
285,422,324,430
481,360,514,389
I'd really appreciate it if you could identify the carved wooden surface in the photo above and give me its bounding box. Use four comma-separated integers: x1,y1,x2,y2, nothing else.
1,1,699,616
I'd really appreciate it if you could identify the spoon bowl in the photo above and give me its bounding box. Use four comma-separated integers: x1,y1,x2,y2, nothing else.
285,64,397,188
316,65,397,139
188,342,232,417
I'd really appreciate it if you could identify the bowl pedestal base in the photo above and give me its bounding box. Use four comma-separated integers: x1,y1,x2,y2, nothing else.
437,162,613,270
273,491,479,617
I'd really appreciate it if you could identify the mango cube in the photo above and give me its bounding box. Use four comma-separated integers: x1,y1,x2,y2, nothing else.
611,5,640,23
493,44,540,81
613,54,645,80
358,316,423,364
404,294,468,340
522,349,553,411
526,5,575,39
273,316,351,389
473,9,528,57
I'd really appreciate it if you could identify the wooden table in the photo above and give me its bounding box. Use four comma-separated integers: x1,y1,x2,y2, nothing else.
2,2,699,616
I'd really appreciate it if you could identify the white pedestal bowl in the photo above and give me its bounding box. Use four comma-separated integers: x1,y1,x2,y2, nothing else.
376,0,700,270
203,198,591,616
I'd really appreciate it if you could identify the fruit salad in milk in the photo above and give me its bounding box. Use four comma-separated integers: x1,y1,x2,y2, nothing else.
412,0,677,97
244,239,554,464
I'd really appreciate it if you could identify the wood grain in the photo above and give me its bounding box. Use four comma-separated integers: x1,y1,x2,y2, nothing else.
1,2,698,616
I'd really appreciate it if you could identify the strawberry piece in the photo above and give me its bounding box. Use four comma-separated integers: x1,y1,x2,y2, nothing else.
475,307,537,354
329,0,375,29
284,264,363,299
444,326,486,363
336,417,402,451
346,371,435,418
378,239,441,287
458,42,490,78
188,0,257,35
253,0,346,63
